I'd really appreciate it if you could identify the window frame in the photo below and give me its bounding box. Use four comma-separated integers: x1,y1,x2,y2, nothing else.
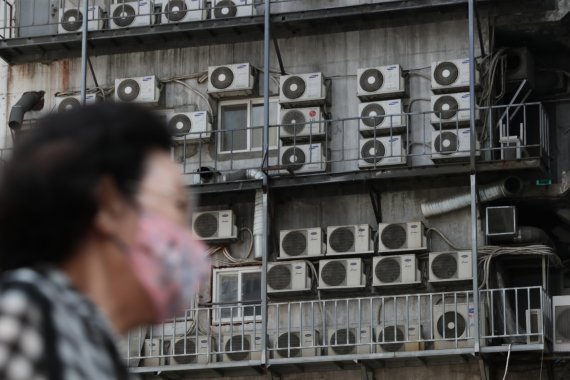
212,266,262,323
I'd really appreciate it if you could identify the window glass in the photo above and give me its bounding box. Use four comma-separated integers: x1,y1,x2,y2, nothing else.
217,273,239,319
251,103,278,149
220,104,248,152
241,271,261,318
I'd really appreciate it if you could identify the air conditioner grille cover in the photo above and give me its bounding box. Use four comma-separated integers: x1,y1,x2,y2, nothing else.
361,139,386,164
437,311,466,338
378,326,404,352
58,97,81,113
165,0,188,21
214,0,238,18
267,265,291,290
321,261,346,286
433,95,459,120
117,79,141,102
211,66,235,89
361,102,386,127
431,253,458,279
174,339,197,364
281,147,306,171
194,213,218,237
375,257,400,283
359,68,384,93
557,307,570,340
282,109,307,135
282,76,306,99
112,4,137,27
329,227,355,253
61,9,83,31
433,131,459,154
168,114,192,136
434,62,459,86
225,335,250,361
277,332,301,357
330,329,356,355
380,224,407,250
281,231,307,257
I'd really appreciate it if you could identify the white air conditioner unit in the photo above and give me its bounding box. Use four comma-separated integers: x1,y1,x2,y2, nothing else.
55,93,99,113
500,136,522,160
429,251,472,283
162,0,207,24
318,258,365,290
377,221,426,253
279,73,327,107
372,254,420,287
525,309,543,345
58,3,104,34
169,336,215,365
326,224,373,255
359,135,406,169
376,324,421,353
358,99,406,136
167,111,212,143
192,210,238,241
207,63,256,98
114,76,161,106
280,107,325,141
327,327,373,355
431,58,480,93
279,228,325,259
110,1,154,29
431,128,480,163
222,333,262,362
273,330,320,358
433,302,475,349
553,295,570,352
212,0,255,19
267,261,312,294
357,64,406,100
141,339,166,366
279,143,326,174
431,93,479,126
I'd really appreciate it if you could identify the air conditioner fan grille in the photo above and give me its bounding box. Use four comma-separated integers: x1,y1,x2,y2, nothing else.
361,139,386,164
214,0,238,18
434,62,459,86
361,103,386,127
330,329,356,355
277,333,301,357
117,79,141,102
173,339,197,364
165,0,188,22
211,66,235,89
112,4,136,27
281,231,307,257
380,224,407,250
375,258,401,283
267,265,292,290
437,311,466,339
321,261,346,287
433,95,459,120
61,9,83,31
225,335,250,361
282,76,306,100
359,68,384,93
379,326,405,352
431,253,458,279
194,213,218,238
329,227,355,253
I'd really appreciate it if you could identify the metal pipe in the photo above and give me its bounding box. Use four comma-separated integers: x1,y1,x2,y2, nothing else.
253,189,263,260
80,0,88,103
222,169,264,182
8,91,45,131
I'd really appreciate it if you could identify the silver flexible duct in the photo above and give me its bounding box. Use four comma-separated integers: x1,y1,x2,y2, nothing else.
223,169,264,182
253,189,264,260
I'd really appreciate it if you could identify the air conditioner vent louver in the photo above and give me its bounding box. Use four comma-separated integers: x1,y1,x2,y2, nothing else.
214,0,238,18
210,66,234,90
61,9,83,31
328,227,355,253
112,4,136,27
225,336,250,361
433,95,459,121
282,76,306,99
165,0,188,21
359,68,384,93
282,109,306,135
433,131,459,154
57,97,81,112
375,257,400,284
431,253,458,280
267,265,291,290
281,231,307,257
433,62,460,87
173,339,197,364
361,139,386,164
378,326,405,352
277,333,301,358
117,79,141,102
321,261,346,287
281,147,306,171
437,311,467,339
557,308,570,340
330,329,356,355
194,213,218,238
380,224,407,250
360,103,386,128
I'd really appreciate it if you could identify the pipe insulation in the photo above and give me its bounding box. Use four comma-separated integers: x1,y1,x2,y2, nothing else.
421,177,522,218
253,189,264,260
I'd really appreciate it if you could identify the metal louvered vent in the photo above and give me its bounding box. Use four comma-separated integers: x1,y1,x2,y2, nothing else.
282,110,307,135
433,95,459,120
434,131,459,155
431,253,458,279
165,0,188,21
330,329,356,355
556,307,570,341
360,69,384,93
117,79,141,102
282,231,307,256
380,224,407,250
379,326,405,352
58,97,81,112
225,335,250,361
194,213,218,238
169,114,192,136
61,9,83,32
437,311,466,339
214,0,238,18
281,147,306,171
267,265,292,290
173,339,197,364
277,333,301,358
282,76,306,99
329,227,355,253
112,4,136,27
361,103,386,127
375,258,401,283
361,139,386,165
211,66,234,89
434,62,459,86
321,261,346,287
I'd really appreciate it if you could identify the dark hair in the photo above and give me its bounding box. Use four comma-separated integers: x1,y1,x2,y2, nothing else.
0,102,172,271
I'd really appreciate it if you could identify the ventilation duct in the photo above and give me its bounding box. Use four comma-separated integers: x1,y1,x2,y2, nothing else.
222,169,264,182
8,91,45,132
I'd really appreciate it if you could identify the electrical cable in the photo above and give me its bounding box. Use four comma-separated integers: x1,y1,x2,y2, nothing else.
426,228,468,251
502,344,512,380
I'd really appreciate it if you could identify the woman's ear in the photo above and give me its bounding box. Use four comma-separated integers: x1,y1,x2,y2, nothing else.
92,176,132,237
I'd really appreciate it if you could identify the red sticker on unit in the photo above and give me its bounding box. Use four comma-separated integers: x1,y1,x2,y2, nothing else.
309,110,317,117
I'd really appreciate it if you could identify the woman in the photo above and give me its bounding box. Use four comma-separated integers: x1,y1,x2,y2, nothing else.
0,103,208,379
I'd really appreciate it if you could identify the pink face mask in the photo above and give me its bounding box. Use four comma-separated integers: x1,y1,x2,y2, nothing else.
126,212,209,322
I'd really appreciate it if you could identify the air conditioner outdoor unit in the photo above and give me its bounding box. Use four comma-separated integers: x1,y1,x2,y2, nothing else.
357,64,406,100
212,0,255,19
279,73,327,107
327,327,374,355
167,111,212,143
376,324,421,353
377,221,426,253
279,107,325,142
326,224,373,255
267,261,312,294
273,330,320,358
110,1,154,29
55,93,99,112
222,333,262,362
525,309,543,345
358,99,406,136
506,47,535,91
431,128,480,163
431,93,479,126
207,63,256,98
279,143,327,174
162,0,207,24
279,228,325,259
359,135,406,169
372,254,420,287
318,258,365,290
553,295,570,352
431,58,480,93
169,336,215,365
114,76,161,106
192,210,238,241
433,302,475,349
58,3,104,34
429,251,472,283
141,338,166,366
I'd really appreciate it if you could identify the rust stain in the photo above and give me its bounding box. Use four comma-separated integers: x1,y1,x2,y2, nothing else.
61,60,69,91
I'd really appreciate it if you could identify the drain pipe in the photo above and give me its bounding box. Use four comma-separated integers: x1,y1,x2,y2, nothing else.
421,176,523,218
8,91,45,132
